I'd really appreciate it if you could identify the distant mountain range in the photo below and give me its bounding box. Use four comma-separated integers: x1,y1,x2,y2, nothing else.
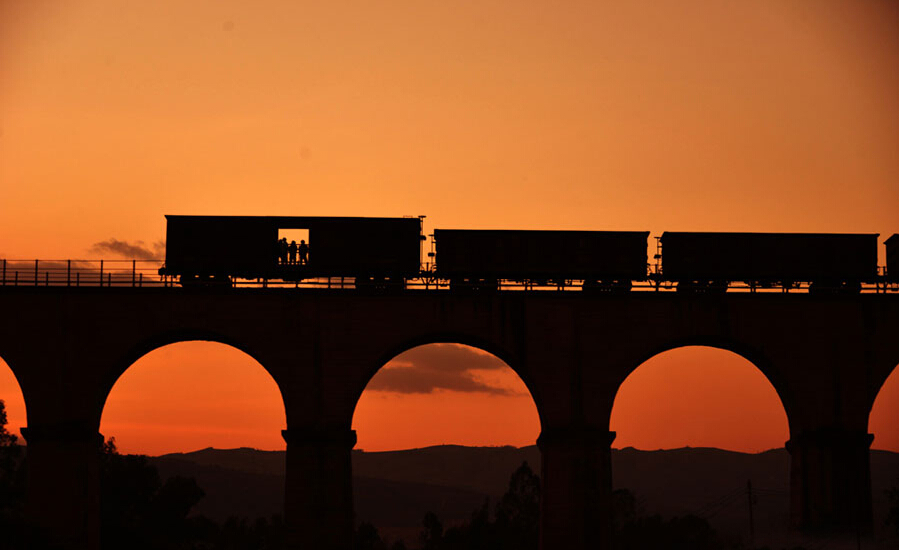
149,446,899,548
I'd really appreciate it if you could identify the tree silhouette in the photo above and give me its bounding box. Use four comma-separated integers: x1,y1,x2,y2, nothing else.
355,521,387,550
100,436,208,550
99,436,289,549
419,511,444,550
354,521,408,550
611,487,637,530
0,401,17,447
410,461,540,550
493,460,539,550
611,487,734,550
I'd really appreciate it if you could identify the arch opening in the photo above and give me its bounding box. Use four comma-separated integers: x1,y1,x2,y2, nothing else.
99,340,287,547
351,342,541,548
101,341,286,455
0,355,26,445
612,345,788,452
609,345,790,548
869,363,899,453
868,363,899,546
0,354,27,541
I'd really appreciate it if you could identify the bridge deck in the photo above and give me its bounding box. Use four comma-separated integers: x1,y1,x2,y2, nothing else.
2,258,897,293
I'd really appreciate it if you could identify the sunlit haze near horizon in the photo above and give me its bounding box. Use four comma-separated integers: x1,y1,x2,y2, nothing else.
1,0,898,455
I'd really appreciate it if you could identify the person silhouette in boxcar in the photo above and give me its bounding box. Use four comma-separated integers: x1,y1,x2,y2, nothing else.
299,240,308,265
288,240,298,264
278,238,288,264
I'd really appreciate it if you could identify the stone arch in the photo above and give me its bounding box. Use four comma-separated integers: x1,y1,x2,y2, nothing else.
97,330,289,454
96,334,291,543
354,332,544,429
99,328,285,423
348,335,543,541
606,342,793,544
611,336,795,436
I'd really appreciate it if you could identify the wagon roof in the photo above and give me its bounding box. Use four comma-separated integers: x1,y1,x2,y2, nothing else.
434,229,649,235
165,215,419,223
660,231,879,239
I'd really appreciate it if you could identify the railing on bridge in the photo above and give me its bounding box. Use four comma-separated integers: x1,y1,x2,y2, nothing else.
0,259,360,289
1,259,170,287
1,259,896,293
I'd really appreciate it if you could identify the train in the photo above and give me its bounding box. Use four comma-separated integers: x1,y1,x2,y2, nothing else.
158,215,897,293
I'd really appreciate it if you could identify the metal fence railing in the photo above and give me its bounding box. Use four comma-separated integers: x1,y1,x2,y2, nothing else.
0,259,172,287
1,259,897,293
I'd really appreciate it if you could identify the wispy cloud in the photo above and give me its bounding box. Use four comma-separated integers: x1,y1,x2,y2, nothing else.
90,239,165,260
366,344,521,395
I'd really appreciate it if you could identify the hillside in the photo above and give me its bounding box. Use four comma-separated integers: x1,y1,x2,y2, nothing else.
149,446,899,547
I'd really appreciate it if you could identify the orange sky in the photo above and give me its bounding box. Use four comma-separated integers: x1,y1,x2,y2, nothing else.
1,1,898,454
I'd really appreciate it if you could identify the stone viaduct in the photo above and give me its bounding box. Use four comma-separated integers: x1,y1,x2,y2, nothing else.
0,287,897,549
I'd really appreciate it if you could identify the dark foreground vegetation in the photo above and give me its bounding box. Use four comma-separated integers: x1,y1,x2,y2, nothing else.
2,400,899,549
354,461,749,550
0,397,289,550
99,437,287,550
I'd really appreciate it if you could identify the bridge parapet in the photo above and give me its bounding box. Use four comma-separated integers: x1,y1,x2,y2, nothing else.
3,258,899,293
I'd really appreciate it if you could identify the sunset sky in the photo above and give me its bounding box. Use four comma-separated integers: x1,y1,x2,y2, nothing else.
1,0,897,455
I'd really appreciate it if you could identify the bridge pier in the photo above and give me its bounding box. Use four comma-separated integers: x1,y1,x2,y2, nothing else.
538,426,615,550
787,428,874,534
20,423,102,550
282,427,356,550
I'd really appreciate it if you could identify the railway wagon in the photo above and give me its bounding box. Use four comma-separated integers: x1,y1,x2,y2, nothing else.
161,215,422,283
660,232,879,291
434,229,649,288
886,234,899,281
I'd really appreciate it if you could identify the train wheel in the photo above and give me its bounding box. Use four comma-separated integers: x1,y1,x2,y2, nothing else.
809,280,861,295
709,281,728,294
210,274,233,288
384,277,406,291
612,280,633,294
480,279,499,292
675,281,694,294
843,281,862,294
178,274,199,287
355,276,373,290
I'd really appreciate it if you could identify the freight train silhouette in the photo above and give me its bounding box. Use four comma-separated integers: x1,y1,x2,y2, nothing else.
159,215,898,293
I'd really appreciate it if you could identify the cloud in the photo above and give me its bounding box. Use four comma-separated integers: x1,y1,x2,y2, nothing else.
366,344,522,395
90,239,165,260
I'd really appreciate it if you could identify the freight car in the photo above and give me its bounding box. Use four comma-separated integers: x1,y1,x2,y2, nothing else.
433,229,649,290
660,232,879,292
159,215,423,286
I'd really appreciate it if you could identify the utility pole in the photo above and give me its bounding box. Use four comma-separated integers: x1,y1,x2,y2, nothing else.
747,479,755,548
